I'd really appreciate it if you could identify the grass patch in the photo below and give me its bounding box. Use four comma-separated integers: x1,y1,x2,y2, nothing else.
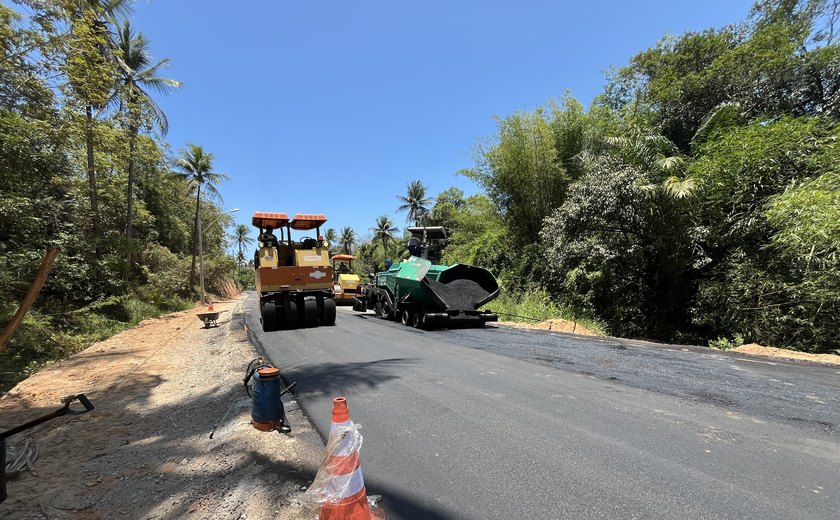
483,287,606,335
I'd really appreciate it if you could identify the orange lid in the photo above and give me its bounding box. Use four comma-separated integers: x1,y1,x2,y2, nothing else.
258,367,280,377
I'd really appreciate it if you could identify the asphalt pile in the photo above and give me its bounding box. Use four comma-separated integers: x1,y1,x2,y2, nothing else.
426,278,488,310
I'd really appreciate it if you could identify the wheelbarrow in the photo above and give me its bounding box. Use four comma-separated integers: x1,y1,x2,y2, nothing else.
197,310,225,328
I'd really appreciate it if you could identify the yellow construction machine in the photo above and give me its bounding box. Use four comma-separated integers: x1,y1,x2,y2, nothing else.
330,254,361,305
252,212,335,331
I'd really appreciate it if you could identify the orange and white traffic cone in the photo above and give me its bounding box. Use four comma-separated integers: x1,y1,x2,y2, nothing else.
319,397,372,520
207,301,214,311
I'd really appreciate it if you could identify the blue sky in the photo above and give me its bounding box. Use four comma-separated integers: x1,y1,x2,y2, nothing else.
128,0,754,245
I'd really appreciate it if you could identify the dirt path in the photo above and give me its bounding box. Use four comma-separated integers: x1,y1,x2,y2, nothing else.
0,296,324,519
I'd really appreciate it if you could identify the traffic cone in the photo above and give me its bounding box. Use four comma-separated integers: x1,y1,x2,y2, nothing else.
207,301,214,311
319,397,372,520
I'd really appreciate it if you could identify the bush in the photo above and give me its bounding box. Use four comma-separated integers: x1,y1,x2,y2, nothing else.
484,285,605,335
709,334,744,351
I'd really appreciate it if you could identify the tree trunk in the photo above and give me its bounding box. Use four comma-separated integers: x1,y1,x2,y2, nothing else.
125,109,139,279
190,183,201,288
85,105,101,238
125,103,139,242
237,241,241,281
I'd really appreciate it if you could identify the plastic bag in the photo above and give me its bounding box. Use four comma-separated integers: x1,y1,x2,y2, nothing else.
300,423,385,519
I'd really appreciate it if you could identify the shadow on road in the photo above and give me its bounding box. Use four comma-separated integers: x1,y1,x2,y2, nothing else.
370,482,455,520
285,358,418,395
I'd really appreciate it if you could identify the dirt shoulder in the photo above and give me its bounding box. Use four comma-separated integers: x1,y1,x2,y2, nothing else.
0,296,324,519
497,318,599,336
731,343,840,366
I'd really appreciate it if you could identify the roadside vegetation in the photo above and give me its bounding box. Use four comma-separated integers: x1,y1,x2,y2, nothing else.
0,1,246,391
348,1,839,353
3,0,837,398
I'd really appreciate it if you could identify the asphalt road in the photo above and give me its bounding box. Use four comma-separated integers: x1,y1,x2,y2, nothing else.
243,293,840,519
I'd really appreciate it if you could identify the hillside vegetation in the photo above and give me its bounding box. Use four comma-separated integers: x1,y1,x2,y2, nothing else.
364,1,838,352
0,1,246,391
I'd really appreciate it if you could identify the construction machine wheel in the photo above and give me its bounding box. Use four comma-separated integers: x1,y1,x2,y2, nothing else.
412,312,424,329
303,297,318,327
323,297,336,325
401,309,413,326
381,299,396,320
374,297,383,318
261,301,277,331
284,298,298,329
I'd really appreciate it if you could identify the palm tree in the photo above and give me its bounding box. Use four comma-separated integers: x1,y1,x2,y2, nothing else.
231,224,254,279
339,226,357,254
605,128,694,200
65,0,133,238
324,228,338,254
370,215,399,260
115,20,181,244
397,180,433,226
173,144,229,289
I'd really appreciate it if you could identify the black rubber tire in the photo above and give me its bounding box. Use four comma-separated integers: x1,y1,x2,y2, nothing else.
382,299,396,320
374,298,383,318
261,302,277,331
412,312,424,329
401,309,413,326
303,298,318,328
284,298,298,329
323,297,336,325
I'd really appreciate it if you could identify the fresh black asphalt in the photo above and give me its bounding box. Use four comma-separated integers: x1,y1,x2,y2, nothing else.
243,292,839,519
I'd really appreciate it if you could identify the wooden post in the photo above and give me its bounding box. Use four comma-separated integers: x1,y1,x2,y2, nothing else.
0,246,61,354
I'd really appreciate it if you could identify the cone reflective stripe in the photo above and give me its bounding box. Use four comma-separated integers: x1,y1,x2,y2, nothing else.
319,397,372,520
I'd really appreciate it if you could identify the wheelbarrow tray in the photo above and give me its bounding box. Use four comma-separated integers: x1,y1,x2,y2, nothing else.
197,310,226,328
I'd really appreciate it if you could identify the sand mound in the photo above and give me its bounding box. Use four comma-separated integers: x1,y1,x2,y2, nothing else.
499,318,599,336
732,343,840,365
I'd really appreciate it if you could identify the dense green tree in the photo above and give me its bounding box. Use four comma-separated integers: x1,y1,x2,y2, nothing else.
688,117,839,348
427,187,465,229
463,96,615,247
603,0,840,151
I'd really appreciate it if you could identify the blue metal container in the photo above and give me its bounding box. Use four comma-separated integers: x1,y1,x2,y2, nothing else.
249,366,290,432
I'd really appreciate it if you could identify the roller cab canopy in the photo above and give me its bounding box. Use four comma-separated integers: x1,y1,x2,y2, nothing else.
330,254,355,261
251,212,328,230
252,212,289,229
290,214,328,230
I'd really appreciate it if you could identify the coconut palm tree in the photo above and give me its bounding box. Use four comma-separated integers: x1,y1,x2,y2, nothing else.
231,224,254,279
115,20,181,244
339,227,357,254
324,228,338,254
65,0,133,238
173,144,229,288
370,216,399,260
397,180,433,225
